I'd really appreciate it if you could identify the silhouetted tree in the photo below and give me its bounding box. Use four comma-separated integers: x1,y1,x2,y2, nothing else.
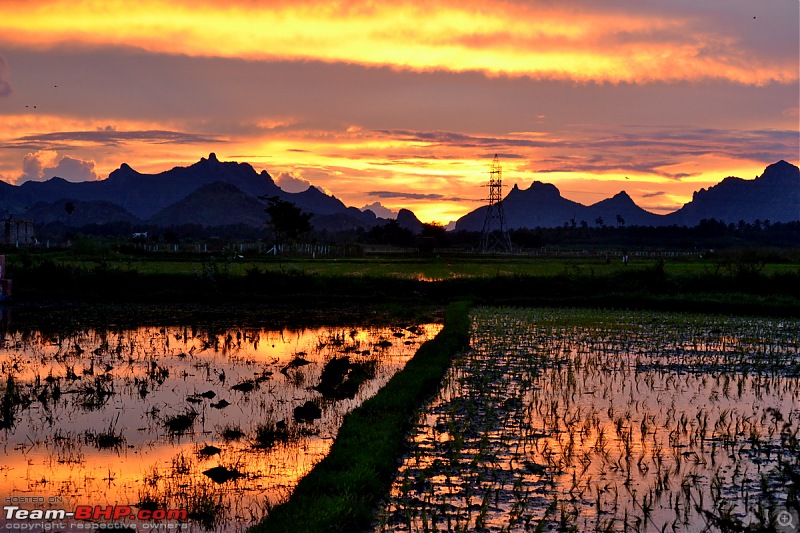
366,219,414,246
616,214,625,227
261,196,312,245
420,223,447,246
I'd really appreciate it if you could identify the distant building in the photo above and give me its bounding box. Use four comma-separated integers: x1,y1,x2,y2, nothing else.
3,216,36,245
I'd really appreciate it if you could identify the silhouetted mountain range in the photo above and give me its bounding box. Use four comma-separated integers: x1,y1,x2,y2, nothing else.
456,160,799,231
2,153,378,231
666,160,800,226
1,155,797,233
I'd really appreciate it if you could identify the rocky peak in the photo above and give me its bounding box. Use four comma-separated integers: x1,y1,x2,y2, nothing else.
605,191,636,206
108,162,139,181
515,181,562,201
397,208,424,234
759,159,799,184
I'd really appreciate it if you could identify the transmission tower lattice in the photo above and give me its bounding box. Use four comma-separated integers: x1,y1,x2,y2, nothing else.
480,154,512,253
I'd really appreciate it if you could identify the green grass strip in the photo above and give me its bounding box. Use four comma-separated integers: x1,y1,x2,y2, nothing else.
250,301,471,533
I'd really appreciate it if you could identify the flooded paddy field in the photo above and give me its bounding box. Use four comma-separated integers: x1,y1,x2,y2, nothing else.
377,308,800,532
0,307,442,531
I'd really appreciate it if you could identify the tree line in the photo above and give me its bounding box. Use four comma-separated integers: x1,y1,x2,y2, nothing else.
25,197,800,252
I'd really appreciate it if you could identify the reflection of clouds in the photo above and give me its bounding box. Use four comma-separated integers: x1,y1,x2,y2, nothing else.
0,321,442,526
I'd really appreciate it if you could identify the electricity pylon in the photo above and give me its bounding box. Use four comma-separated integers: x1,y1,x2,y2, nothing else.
480,154,512,253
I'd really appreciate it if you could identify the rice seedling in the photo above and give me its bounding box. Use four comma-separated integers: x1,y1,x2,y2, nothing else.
375,308,800,532
84,415,126,451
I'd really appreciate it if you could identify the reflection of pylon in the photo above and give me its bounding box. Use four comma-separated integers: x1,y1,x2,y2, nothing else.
480,154,512,253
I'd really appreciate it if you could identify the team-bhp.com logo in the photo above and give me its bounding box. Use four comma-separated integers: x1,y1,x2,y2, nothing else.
4,505,188,521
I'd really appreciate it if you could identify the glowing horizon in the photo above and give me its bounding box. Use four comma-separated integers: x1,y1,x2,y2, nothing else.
0,0,797,223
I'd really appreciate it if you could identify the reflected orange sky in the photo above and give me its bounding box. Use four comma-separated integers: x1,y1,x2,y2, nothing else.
0,322,442,529
0,0,797,223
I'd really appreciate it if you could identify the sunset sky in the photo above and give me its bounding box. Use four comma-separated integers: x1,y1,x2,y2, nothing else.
0,0,797,223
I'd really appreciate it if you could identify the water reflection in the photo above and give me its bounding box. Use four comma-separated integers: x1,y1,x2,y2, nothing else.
1,319,442,531
376,309,800,532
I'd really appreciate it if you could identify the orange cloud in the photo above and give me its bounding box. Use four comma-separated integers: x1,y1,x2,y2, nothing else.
1,0,795,85
0,112,792,222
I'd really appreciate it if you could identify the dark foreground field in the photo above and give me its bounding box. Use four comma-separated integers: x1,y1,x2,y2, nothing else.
5,249,800,315
2,249,799,532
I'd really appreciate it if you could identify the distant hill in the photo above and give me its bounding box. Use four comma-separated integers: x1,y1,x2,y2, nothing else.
1,153,382,230
149,182,267,227
100,153,281,219
456,160,799,230
584,191,663,227
664,160,800,225
25,199,139,226
0,153,279,219
457,181,587,231
397,208,425,234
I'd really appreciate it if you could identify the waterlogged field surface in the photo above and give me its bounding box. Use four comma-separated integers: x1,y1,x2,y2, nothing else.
0,318,442,531
377,308,800,532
